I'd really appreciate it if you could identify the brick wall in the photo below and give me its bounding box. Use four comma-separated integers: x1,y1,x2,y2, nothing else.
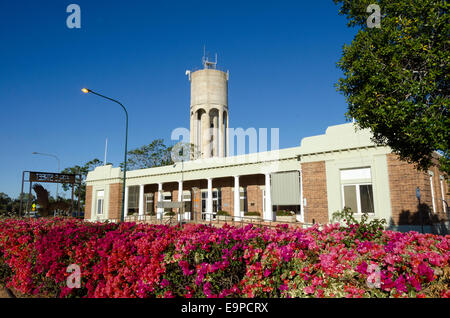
108,183,123,220
386,154,448,225
84,185,92,220
212,178,234,214
301,161,329,224
242,175,265,215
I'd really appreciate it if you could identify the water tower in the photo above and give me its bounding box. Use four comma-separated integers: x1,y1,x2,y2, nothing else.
186,51,229,159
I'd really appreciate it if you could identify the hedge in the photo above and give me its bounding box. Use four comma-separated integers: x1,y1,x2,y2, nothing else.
0,217,448,298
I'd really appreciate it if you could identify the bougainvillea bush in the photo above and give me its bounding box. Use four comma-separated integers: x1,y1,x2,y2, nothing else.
0,218,448,298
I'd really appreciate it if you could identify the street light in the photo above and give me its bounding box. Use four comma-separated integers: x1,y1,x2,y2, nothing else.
173,159,184,226
32,152,60,200
171,142,190,226
82,88,128,222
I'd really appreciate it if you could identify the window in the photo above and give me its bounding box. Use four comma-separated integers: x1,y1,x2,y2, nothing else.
340,167,374,214
183,191,192,213
240,187,247,213
212,189,222,212
145,193,154,215
201,191,207,213
163,192,172,214
342,184,374,214
127,186,139,214
96,190,104,215
201,189,221,219
340,168,371,181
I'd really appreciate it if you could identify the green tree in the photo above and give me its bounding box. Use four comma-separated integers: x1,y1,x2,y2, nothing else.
333,0,449,174
0,193,12,216
61,159,104,207
121,139,174,170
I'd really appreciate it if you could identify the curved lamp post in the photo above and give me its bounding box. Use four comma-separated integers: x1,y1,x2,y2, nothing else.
82,88,128,222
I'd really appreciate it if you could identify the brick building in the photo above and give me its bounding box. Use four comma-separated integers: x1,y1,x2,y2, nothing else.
85,122,448,233
85,60,448,233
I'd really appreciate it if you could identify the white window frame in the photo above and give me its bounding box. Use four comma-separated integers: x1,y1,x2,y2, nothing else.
340,167,372,181
96,190,104,215
341,183,374,214
182,190,192,213
145,193,154,215
201,189,220,213
239,186,247,213
163,192,172,214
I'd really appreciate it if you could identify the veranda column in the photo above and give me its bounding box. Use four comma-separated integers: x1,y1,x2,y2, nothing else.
138,184,144,220
264,173,273,221
157,183,163,219
234,176,241,221
178,180,183,222
298,169,304,223
124,186,129,219
207,178,213,220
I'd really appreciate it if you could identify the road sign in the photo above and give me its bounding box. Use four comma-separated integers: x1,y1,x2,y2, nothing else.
29,172,76,184
157,201,183,209
32,203,36,211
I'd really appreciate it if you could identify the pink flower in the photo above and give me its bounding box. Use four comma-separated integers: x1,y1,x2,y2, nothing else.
304,286,315,295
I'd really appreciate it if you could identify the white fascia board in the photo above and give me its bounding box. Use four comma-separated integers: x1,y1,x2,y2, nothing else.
87,147,302,184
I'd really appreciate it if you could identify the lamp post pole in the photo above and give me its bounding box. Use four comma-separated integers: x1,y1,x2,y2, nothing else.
82,88,128,222
180,159,184,225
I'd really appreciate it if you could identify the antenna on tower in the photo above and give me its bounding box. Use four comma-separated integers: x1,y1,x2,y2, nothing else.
202,46,217,69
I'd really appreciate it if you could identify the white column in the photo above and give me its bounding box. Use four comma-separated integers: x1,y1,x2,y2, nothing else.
234,176,241,221
264,173,273,221
138,184,145,220
298,169,304,223
207,178,213,220
157,183,163,219
178,180,183,222
124,186,129,218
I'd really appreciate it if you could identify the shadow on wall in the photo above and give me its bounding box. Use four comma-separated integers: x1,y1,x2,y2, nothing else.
388,203,449,234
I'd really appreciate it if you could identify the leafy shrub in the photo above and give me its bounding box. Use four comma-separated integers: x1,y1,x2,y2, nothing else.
216,211,230,216
332,208,387,245
0,252,11,286
276,210,294,216
245,212,260,216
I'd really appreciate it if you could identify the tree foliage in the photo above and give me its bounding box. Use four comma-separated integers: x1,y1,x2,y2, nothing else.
333,0,449,174
121,139,174,170
0,192,35,217
61,158,104,206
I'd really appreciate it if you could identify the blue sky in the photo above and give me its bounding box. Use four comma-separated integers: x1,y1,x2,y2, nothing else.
0,0,357,198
